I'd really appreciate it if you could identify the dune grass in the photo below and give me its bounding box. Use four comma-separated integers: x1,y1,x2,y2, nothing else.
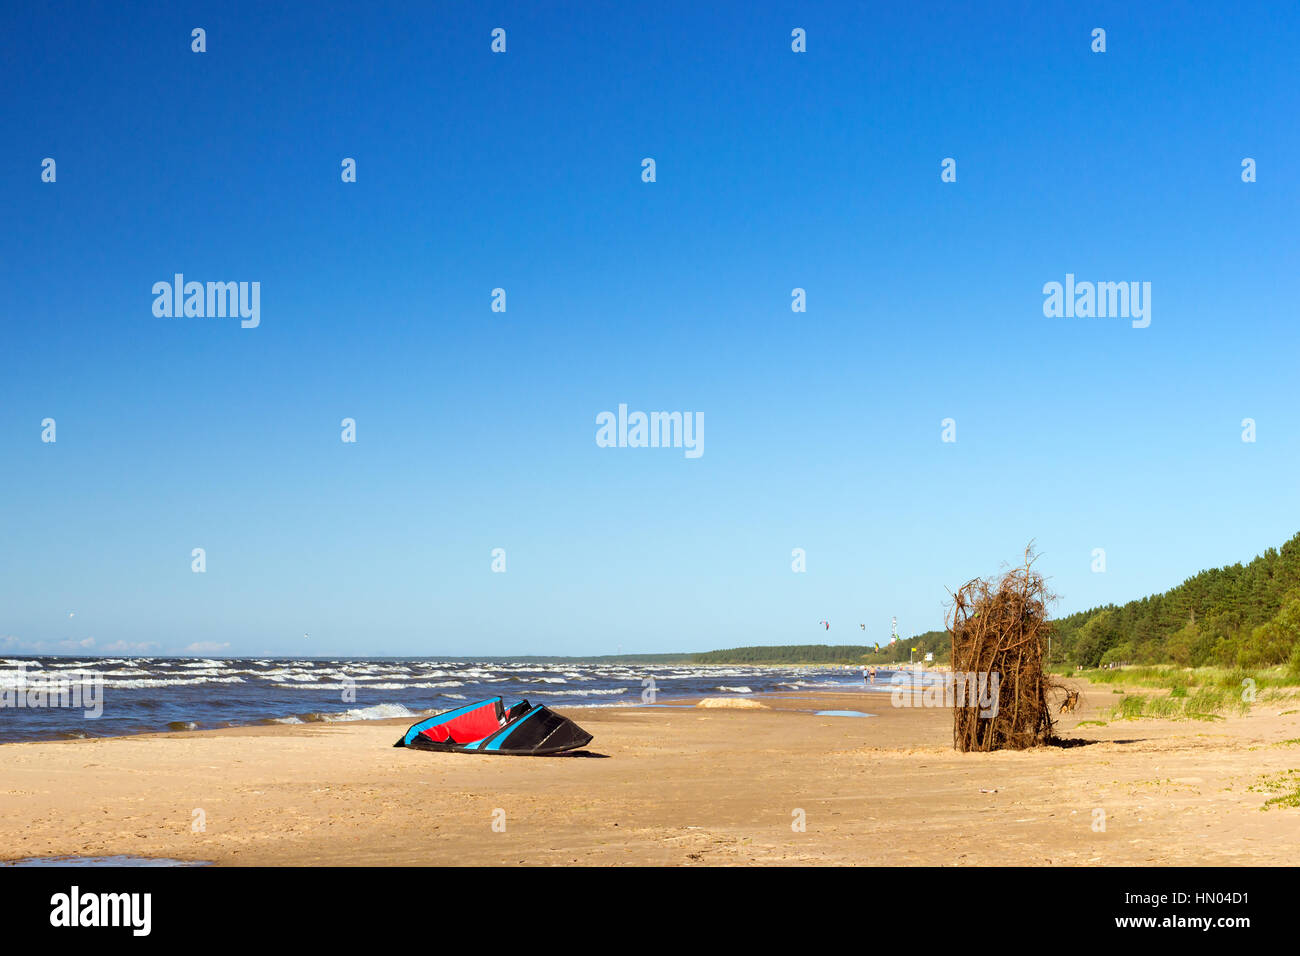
1066,664,1300,693
1249,770,1300,809
1109,686,1248,721
1062,665,1300,723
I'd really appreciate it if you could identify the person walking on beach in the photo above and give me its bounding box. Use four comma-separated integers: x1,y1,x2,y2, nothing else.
869,667,877,684
862,667,869,684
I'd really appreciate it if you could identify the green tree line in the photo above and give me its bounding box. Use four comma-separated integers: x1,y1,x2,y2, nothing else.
1051,531,1300,673
857,631,950,664
691,644,878,664
691,533,1300,673
690,633,952,666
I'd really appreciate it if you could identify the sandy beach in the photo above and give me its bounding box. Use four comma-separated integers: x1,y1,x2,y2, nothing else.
1,680,1296,866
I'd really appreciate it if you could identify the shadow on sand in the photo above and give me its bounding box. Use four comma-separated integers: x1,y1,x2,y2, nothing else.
1047,736,1148,749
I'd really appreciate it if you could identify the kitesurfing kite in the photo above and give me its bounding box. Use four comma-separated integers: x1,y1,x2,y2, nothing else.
394,697,593,756
819,620,829,630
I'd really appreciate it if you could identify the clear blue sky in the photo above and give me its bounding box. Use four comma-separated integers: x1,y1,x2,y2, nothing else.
2,1,1297,657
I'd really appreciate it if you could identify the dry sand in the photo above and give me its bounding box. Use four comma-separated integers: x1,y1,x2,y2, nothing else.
1,681,1297,866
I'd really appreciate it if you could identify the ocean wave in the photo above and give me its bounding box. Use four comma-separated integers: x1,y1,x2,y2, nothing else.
99,676,247,689
0,658,876,743
324,703,417,722
260,670,325,682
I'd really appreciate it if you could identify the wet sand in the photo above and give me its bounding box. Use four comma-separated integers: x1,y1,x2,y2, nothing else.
1,681,1296,865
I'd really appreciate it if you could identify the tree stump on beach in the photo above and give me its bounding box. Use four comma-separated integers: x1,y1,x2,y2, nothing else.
948,547,1058,752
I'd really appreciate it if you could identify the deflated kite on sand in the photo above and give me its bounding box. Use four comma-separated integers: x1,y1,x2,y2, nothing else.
394,697,593,756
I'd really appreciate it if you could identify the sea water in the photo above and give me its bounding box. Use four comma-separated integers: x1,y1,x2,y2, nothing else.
0,657,913,743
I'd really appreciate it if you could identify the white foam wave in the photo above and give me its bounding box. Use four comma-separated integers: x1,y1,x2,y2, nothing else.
324,703,417,722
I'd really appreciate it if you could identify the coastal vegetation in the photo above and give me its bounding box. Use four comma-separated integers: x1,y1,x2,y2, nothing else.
1249,769,1300,810
690,634,951,666
1050,531,1300,673
690,644,880,665
692,533,1300,676
1108,687,1248,721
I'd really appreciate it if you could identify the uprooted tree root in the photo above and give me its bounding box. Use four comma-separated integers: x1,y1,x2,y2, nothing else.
948,547,1063,752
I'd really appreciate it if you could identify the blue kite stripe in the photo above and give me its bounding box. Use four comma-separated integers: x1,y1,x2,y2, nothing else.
403,697,502,745
485,706,545,751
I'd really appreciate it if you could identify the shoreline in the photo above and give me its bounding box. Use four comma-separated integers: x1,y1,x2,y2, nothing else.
0,682,907,746
3,680,1296,866
0,661,931,746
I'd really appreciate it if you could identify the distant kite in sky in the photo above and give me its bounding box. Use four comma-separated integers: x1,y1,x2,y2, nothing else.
819,620,829,630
